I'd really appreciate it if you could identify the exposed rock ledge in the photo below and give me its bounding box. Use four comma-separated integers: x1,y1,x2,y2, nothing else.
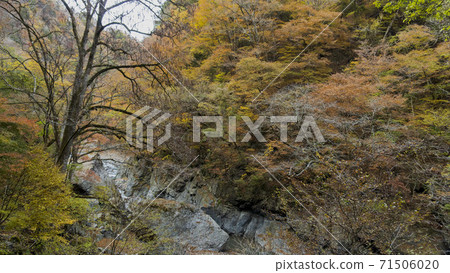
74,151,304,254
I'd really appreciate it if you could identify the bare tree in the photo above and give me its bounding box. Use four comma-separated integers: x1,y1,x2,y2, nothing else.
0,0,168,169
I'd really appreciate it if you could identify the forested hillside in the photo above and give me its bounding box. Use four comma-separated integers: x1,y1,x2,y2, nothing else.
0,0,449,254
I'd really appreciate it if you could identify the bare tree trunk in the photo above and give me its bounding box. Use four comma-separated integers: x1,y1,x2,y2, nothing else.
57,0,107,168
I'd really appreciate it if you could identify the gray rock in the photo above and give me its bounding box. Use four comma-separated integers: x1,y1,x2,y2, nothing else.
202,207,264,237
147,199,229,252
202,206,303,254
74,153,304,254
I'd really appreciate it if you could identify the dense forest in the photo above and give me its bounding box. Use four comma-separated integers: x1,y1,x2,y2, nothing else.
0,0,449,254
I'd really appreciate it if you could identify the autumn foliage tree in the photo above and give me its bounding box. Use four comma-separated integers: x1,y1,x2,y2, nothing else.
0,0,449,255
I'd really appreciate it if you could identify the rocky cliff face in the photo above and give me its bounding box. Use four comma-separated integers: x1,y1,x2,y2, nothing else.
74,151,304,254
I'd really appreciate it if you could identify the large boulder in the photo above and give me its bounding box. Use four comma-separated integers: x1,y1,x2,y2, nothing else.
202,206,305,254
147,199,229,252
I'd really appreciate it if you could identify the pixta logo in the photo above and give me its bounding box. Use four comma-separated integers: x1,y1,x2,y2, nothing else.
127,107,325,151
193,115,325,143
126,106,171,152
